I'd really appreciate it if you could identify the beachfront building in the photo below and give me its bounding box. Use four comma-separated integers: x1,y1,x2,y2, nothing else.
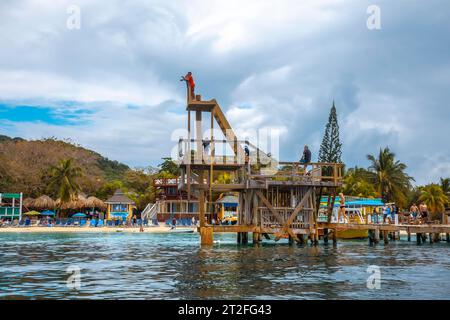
216,194,238,224
153,177,199,222
105,189,136,220
0,192,23,221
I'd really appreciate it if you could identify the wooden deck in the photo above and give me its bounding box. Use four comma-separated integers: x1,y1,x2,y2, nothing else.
202,222,450,245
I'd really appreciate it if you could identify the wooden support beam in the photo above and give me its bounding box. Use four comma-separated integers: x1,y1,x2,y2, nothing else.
274,188,313,242
200,227,213,245
383,230,389,244
255,190,286,226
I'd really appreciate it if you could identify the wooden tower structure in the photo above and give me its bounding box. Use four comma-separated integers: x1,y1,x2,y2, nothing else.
178,79,344,245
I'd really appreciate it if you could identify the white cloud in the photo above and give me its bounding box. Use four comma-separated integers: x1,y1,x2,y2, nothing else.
0,0,450,184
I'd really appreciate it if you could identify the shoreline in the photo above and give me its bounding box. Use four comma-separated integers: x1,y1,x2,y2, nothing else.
0,226,197,233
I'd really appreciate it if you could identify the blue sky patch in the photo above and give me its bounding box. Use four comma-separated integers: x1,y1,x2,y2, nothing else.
0,103,93,126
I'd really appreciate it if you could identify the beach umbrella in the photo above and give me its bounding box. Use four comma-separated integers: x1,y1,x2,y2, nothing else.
40,210,55,216
71,213,86,218
23,210,40,216
85,196,106,210
33,195,56,209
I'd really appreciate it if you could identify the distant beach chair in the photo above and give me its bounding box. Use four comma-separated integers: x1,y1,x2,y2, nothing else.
90,220,96,227
18,220,25,227
143,218,148,226
96,219,104,227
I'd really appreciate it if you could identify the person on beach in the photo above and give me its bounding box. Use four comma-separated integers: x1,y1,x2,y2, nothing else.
181,72,195,100
338,193,347,223
171,217,177,229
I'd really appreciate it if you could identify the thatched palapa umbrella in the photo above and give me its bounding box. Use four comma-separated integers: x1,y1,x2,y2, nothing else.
85,196,106,210
33,195,56,210
23,197,35,209
57,194,88,210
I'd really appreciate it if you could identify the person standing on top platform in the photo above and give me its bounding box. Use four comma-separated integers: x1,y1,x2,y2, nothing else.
181,72,195,100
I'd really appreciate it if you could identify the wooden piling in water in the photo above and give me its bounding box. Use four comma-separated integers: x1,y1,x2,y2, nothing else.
374,228,380,244
383,230,389,244
417,233,422,245
242,232,248,244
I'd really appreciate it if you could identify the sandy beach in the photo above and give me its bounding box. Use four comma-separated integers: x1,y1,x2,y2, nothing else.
0,225,197,233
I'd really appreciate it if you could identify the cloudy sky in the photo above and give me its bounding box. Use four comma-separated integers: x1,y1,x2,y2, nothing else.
1,0,449,185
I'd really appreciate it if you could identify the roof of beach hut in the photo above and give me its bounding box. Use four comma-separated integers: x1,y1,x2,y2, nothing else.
33,195,55,209
85,196,106,209
105,189,135,205
23,197,35,208
216,195,238,205
74,194,88,208
55,193,89,210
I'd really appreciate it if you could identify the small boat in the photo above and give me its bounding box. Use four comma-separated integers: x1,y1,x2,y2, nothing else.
169,228,194,234
319,196,385,239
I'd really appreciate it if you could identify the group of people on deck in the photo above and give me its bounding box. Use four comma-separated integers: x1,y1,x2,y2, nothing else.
409,202,429,223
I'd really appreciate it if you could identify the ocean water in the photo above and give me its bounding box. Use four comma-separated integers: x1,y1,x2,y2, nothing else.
0,232,449,299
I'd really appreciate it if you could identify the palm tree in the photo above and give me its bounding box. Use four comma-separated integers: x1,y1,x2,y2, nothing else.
440,177,450,197
366,147,413,207
48,158,82,204
419,184,448,222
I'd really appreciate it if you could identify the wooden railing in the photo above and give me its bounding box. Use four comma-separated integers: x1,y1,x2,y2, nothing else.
250,162,343,185
259,207,313,230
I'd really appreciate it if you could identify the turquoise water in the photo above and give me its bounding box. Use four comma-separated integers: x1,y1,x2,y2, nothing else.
0,232,449,299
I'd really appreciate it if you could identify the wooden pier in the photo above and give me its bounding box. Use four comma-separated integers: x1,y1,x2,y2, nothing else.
177,84,450,246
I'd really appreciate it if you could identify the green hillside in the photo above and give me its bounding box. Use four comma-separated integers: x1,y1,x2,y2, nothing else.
0,135,129,197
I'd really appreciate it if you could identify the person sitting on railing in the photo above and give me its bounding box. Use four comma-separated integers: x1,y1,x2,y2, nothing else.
299,145,311,174
410,203,419,220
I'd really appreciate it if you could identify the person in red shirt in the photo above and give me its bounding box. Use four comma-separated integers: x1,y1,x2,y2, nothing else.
181,72,195,100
